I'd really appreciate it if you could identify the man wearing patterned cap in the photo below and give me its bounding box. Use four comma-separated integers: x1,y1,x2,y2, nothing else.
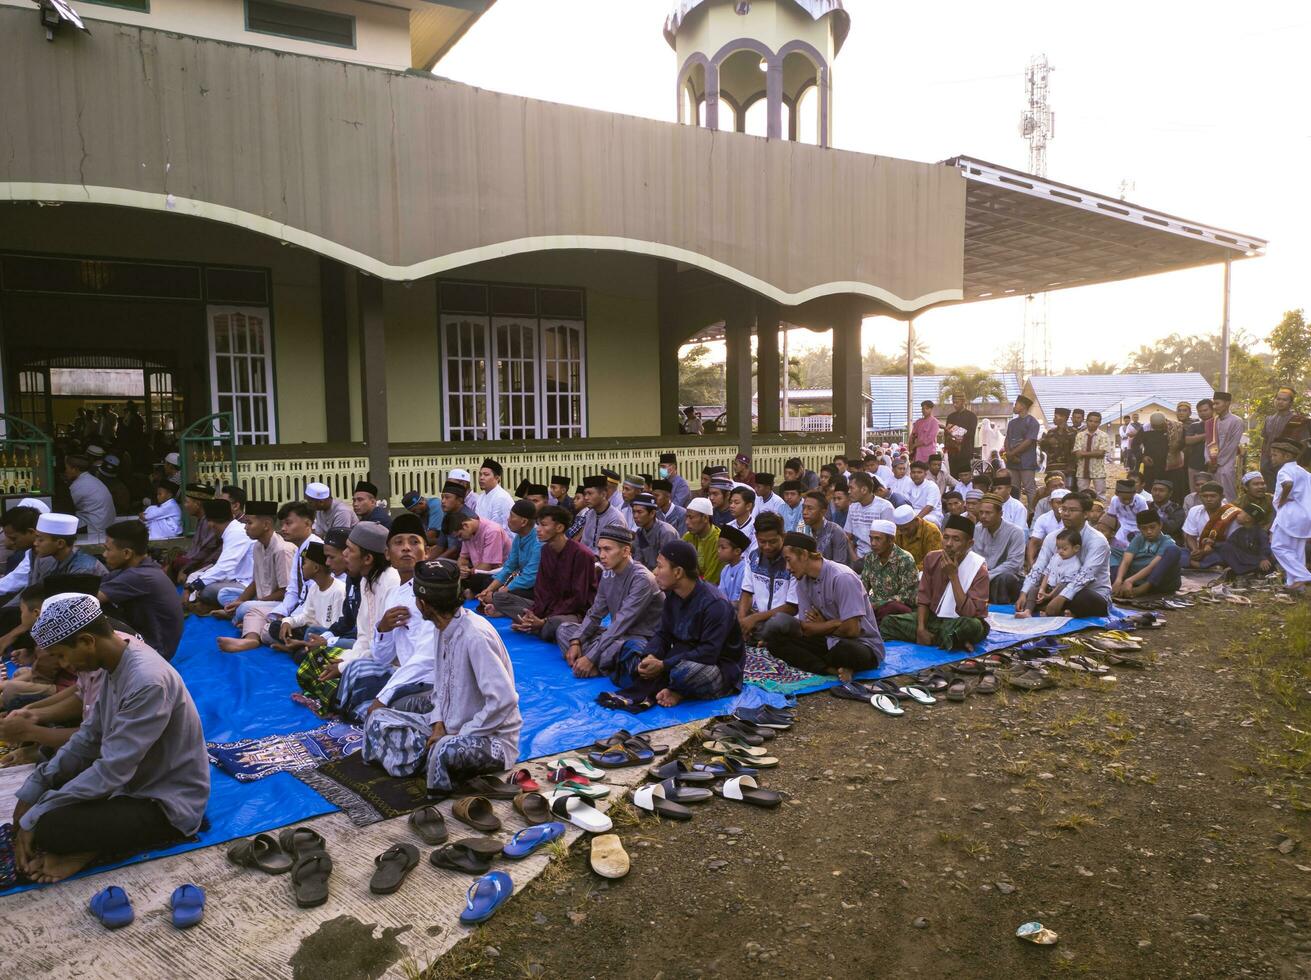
305,481,357,538
618,475,647,527
11,593,208,883
556,524,664,681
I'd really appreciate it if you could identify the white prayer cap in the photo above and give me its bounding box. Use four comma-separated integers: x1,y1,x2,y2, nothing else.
870,519,897,537
687,497,714,516
32,592,103,649
965,489,984,501
448,468,473,483
16,498,50,514
305,482,331,501
1241,470,1263,486
36,513,78,536
892,504,917,526
1049,488,1071,501
162,452,181,467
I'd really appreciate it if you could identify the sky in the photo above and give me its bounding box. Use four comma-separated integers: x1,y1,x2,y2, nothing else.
437,0,1311,373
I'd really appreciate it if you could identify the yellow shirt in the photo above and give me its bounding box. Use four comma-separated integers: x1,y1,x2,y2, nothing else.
895,519,943,571
683,527,723,585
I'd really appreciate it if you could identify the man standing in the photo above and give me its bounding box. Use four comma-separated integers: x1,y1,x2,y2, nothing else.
1004,395,1040,513
1017,494,1112,618
801,491,850,565
1073,412,1111,497
1134,413,1173,489
1039,408,1076,490
944,392,978,480
1209,392,1245,503
351,481,392,528
910,400,940,464
766,532,884,681
475,459,514,529
972,494,1027,603
1268,438,1311,592
659,453,692,507
557,526,665,681
306,481,357,538
1183,399,1211,499
880,516,991,652
1261,387,1299,487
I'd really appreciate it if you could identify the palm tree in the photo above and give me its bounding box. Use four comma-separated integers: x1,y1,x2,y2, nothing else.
937,369,1006,405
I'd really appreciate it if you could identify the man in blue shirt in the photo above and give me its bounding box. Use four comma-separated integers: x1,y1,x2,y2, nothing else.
1005,395,1041,516
478,499,542,620
659,453,692,508
402,490,444,546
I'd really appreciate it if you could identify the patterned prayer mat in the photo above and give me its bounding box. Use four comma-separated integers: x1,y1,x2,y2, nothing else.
293,752,429,826
742,646,828,695
207,722,363,782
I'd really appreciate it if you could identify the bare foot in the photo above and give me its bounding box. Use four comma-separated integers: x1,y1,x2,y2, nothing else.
217,635,260,653
655,688,684,708
964,642,975,653
31,849,96,883
836,667,854,683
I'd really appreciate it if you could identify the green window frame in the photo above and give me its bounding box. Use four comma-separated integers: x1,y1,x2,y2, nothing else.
244,0,356,49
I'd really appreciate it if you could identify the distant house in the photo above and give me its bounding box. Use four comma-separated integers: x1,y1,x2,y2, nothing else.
1022,373,1214,425
868,373,1021,433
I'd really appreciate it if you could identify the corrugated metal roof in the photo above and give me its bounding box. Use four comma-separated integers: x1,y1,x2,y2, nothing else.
1025,373,1213,422
868,373,1020,430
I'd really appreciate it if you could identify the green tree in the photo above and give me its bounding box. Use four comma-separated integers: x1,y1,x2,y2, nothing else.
677,344,724,407
796,346,832,388
1082,360,1118,375
937,369,1006,404
1267,309,1311,391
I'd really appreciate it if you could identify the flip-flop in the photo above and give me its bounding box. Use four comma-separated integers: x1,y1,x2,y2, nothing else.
290,851,332,908
701,739,768,758
502,822,566,859
459,871,513,925
452,796,503,833
169,884,205,929
658,776,712,804
278,827,327,861
588,742,654,768
704,724,765,746
547,791,614,833
631,783,693,821
829,680,874,702
718,718,778,740
693,756,759,777
953,658,984,675
649,759,715,785
898,685,936,705
409,806,448,845
513,791,552,825
369,842,419,895
592,729,635,750
88,886,134,929
714,775,783,808
430,843,493,875
551,757,606,780
547,765,594,785
449,836,506,857
589,834,630,878
227,833,293,874
554,779,610,799
733,706,794,729
461,775,521,800
871,693,904,716
510,768,541,793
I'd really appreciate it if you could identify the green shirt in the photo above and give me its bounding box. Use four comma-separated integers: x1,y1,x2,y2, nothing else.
1125,532,1171,573
684,527,724,585
860,544,919,609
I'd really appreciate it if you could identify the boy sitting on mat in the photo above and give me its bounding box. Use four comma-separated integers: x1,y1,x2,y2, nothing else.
361,558,521,799
879,515,991,652
11,592,209,883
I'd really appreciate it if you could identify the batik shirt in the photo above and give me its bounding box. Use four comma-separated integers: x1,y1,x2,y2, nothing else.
860,545,919,609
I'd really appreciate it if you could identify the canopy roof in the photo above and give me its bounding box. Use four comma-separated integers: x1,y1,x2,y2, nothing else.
664,0,850,54
949,157,1267,303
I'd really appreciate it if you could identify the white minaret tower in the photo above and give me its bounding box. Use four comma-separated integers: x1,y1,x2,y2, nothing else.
665,0,850,147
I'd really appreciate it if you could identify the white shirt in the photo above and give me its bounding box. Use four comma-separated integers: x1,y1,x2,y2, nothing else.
372,578,439,706
755,492,788,519
739,546,800,614
1106,495,1148,549
890,476,915,498
846,497,895,558
475,485,514,529
190,520,255,587
143,498,183,539
1030,509,1062,541
1274,461,1311,538
902,478,943,526
1182,504,1240,541
729,516,757,549
1001,496,1028,530
874,465,895,489
283,576,347,631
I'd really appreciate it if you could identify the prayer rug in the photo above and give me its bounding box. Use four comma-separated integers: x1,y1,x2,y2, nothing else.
742,645,832,695
207,722,363,782
294,751,429,826
0,824,14,892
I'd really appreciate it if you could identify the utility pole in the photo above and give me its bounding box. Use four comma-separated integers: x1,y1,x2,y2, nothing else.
1020,55,1055,381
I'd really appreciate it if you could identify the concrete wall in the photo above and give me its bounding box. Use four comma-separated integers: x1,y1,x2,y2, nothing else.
0,0,414,70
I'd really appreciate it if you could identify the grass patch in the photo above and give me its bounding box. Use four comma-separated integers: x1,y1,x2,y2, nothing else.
1235,605,1311,798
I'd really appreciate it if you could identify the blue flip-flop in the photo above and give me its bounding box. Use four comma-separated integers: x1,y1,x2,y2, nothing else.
459,870,513,925
88,886,134,929
170,883,205,929
502,822,566,860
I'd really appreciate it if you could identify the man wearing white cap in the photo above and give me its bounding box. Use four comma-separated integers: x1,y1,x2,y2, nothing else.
11,593,209,884
63,454,115,536
305,481,357,538
892,502,942,572
160,452,181,481
3,514,106,613
447,468,478,514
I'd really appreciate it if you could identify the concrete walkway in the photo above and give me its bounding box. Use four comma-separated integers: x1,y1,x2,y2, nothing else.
0,722,696,979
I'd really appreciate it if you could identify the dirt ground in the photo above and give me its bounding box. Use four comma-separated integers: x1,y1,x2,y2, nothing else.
418,598,1311,980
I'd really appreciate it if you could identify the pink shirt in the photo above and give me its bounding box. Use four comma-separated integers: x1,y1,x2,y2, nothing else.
911,416,940,463
462,517,511,568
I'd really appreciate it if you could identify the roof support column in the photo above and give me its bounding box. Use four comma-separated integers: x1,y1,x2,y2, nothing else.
725,309,754,458
1220,253,1232,393
833,310,863,458
704,63,720,131
657,260,682,437
357,273,390,502
319,257,352,443
756,300,781,435
766,61,784,140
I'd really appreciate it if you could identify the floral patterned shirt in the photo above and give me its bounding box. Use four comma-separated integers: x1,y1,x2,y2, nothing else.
860,545,919,609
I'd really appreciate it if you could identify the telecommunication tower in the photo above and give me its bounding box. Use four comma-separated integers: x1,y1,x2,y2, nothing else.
1020,55,1054,378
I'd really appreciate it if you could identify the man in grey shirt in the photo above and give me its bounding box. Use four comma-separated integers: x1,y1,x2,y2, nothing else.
1210,391,1245,503
557,525,664,681
631,492,680,571
972,495,1028,604
13,593,209,884
763,532,884,680
64,454,116,536
306,480,358,538
575,474,630,552
1017,493,1112,619
800,491,851,565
